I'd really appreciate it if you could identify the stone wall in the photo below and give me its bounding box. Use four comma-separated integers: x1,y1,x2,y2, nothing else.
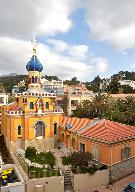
111,157,135,182
25,137,54,152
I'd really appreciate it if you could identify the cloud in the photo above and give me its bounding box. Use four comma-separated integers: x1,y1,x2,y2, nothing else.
0,0,110,80
0,37,108,81
84,0,135,50
93,58,108,73
0,0,81,38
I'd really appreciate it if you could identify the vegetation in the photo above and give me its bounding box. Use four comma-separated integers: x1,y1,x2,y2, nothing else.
86,75,102,93
0,136,13,164
63,77,80,85
74,93,135,126
74,93,111,118
0,75,27,93
62,151,108,174
28,166,60,178
25,147,55,168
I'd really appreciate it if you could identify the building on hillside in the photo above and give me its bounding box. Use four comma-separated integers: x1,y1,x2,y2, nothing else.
12,85,20,94
59,117,135,166
58,84,94,115
99,78,111,92
0,93,9,135
111,93,135,99
119,80,135,89
1,39,63,152
41,78,64,96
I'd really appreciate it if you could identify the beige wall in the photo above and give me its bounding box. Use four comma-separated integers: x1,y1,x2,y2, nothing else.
73,170,109,191
27,176,64,192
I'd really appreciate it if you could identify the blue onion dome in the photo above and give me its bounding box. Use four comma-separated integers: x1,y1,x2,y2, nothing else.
26,55,43,72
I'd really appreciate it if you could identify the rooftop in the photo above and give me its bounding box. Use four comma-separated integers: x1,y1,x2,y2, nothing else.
61,117,135,144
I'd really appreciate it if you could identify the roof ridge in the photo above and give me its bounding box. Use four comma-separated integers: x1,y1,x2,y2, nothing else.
77,118,102,134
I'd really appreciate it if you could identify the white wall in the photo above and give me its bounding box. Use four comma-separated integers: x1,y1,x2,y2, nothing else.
73,170,109,191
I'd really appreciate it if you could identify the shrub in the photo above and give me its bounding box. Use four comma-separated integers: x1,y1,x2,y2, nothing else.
37,152,55,168
87,165,97,175
25,147,37,160
99,164,108,170
26,150,55,168
61,156,70,165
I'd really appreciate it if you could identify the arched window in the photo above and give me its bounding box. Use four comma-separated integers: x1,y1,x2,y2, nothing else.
35,76,37,83
32,76,34,83
54,122,57,135
30,102,34,109
35,121,45,137
45,102,49,109
18,125,22,135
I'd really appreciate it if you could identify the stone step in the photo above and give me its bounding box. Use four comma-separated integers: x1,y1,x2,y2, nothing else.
64,178,71,182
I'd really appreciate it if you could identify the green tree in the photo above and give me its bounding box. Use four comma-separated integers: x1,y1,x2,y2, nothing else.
106,79,120,93
90,75,102,93
74,93,111,119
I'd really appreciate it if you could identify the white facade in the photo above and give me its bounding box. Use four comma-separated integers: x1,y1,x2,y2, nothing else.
0,93,9,105
41,78,64,95
119,80,135,89
64,84,94,115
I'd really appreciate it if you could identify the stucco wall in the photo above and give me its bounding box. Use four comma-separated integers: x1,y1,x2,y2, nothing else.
26,176,64,192
73,170,109,191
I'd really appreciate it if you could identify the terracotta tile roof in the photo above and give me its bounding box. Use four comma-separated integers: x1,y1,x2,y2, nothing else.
79,119,135,143
111,94,135,98
61,116,93,133
9,103,22,111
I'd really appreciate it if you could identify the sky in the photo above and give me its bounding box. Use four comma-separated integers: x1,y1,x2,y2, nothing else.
1,0,135,81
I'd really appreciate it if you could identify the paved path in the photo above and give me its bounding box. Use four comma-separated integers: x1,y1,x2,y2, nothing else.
79,173,135,192
65,185,73,192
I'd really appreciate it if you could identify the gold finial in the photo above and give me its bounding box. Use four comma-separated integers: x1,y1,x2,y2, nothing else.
32,36,37,55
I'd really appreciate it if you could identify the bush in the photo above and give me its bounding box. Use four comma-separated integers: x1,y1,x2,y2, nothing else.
99,164,108,170
87,165,97,175
25,149,55,168
61,156,70,165
25,147,37,160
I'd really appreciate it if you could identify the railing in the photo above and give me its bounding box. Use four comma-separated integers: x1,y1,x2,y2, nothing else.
16,92,56,97
6,110,23,115
6,108,63,115
53,109,63,113
16,153,29,175
16,153,60,179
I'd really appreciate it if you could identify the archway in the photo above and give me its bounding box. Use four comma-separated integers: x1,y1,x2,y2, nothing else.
54,122,57,135
35,121,45,137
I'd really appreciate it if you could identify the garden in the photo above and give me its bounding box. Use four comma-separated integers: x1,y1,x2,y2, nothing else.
1,167,19,186
61,151,108,174
0,135,13,164
18,146,60,178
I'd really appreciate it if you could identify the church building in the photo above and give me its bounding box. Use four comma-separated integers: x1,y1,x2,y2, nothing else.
1,39,63,152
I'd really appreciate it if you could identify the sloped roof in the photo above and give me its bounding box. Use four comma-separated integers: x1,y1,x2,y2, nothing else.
61,116,93,133
61,117,135,144
9,103,22,111
79,119,135,143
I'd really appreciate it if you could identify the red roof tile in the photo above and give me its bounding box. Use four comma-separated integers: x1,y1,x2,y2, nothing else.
9,103,22,111
79,119,135,143
61,116,93,133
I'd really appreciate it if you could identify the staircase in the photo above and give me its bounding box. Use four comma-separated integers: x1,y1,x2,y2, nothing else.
62,170,71,185
62,170,73,191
